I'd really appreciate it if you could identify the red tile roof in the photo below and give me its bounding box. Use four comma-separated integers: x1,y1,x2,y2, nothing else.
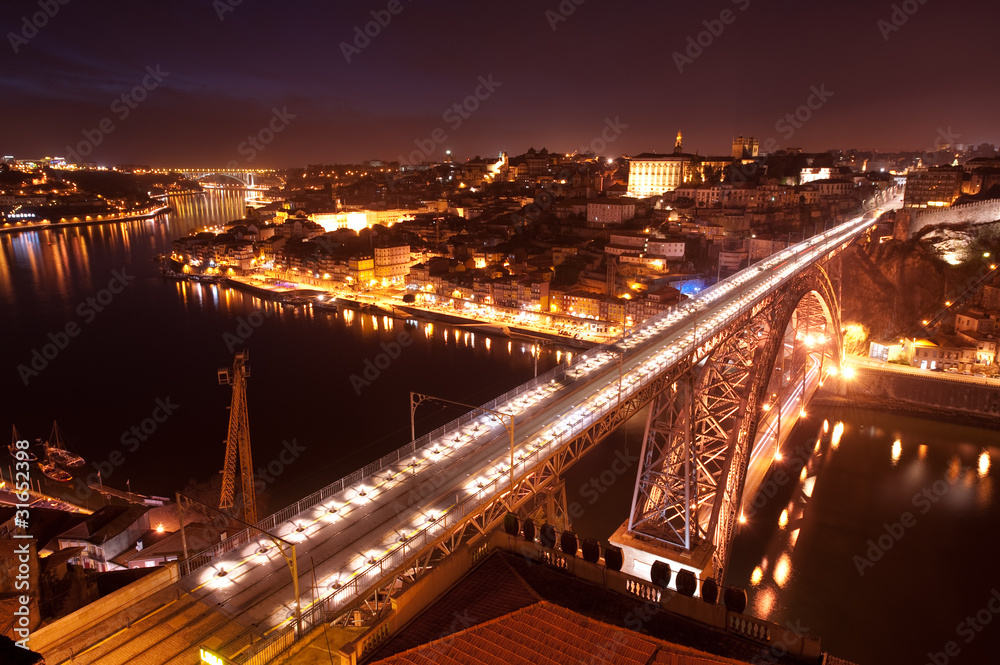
372,601,747,665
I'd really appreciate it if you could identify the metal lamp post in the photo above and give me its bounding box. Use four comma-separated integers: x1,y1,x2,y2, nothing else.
410,392,517,510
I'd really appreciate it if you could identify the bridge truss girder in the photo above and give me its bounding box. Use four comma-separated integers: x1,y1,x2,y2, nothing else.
626,264,843,581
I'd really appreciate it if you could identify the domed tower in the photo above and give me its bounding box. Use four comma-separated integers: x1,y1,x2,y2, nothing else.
674,131,683,154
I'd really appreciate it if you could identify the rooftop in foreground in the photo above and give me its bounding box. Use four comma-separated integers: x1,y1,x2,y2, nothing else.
290,529,856,665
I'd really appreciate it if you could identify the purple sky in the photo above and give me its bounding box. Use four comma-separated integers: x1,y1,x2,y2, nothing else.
4,0,999,167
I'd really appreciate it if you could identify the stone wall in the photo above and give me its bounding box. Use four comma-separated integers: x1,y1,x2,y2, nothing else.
822,366,1000,423
908,198,1000,237
33,563,178,656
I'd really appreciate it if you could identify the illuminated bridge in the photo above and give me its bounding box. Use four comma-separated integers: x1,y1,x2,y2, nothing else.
163,168,283,188
40,189,900,665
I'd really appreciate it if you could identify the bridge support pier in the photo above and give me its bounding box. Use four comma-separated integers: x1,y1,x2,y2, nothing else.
612,264,846,589
609,523,714,594
525,480,571,533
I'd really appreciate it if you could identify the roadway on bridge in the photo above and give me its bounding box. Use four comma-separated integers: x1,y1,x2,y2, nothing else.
51,193,901,665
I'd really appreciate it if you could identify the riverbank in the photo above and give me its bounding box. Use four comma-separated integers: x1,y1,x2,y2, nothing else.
392,304,594,349
814,393,1000,429
0,204,171,234
816,363,1000,427
221,274,599,348
223,275,323,302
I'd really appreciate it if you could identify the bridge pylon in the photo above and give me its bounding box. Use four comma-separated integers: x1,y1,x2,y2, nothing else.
612,263,845,591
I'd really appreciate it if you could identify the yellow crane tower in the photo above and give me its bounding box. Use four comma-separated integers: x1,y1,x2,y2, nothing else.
217,350,257,525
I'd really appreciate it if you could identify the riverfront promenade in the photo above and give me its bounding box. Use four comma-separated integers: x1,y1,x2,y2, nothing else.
0,204,171,234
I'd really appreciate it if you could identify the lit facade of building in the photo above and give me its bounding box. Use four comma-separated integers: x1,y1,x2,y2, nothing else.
348,256,374,285
799,167,833,184
374,244,411,283
627,132,693,198
627,154,692,197
311,207,427,232
586,200,637,228
647,240,685,259
904,166,964,208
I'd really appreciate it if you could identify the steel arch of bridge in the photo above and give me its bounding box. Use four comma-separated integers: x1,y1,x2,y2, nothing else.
175,169,283,187
183,170,256,187
627,264,843,580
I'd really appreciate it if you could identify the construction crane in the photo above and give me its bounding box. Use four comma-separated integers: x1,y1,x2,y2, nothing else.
218,350,257,525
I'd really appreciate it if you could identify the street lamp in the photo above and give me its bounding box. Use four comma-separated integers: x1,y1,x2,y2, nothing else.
410,392,517,510
531,340,552,378
176,492,302,636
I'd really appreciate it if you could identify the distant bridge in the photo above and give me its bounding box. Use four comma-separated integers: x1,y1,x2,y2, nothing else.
161,168,284,188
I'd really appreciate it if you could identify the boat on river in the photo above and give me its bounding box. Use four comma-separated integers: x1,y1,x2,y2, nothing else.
9,425,38,463
38,452,73,483
46,421,85,470
313,295,338,312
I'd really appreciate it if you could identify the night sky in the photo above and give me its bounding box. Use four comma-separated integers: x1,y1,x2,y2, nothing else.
4,0,999,166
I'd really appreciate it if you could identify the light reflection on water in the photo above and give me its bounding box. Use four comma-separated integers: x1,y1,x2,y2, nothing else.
730,407,1000,664
0,189,577,517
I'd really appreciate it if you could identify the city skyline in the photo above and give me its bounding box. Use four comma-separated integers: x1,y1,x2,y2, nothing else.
5,0,1000,166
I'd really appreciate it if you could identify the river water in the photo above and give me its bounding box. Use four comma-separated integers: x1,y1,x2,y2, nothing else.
0,190,563,510
2,190,998,664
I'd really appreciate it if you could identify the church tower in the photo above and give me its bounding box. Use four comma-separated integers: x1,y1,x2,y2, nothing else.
674,131,683,154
